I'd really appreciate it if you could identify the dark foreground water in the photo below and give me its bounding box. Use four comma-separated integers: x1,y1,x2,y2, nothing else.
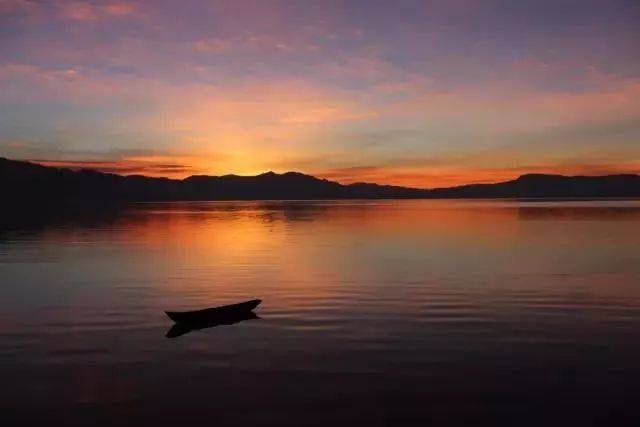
1,200,640,426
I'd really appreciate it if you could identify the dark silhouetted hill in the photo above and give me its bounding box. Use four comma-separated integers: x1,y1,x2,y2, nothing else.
2,158,640,203
428,173,640,198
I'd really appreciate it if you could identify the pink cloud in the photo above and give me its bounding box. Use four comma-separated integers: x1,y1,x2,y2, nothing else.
62,1,137,21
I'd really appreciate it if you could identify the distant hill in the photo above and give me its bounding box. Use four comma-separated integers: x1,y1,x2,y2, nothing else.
2,157,640,202
429,173,640,198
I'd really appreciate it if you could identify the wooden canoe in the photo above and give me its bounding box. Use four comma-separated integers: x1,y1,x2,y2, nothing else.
165,299,261,323
165,311,260,338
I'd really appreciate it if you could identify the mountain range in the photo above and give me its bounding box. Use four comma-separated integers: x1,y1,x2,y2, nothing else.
2,157,640,202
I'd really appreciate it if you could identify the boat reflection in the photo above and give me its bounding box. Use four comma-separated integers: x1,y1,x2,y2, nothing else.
165,310,260,338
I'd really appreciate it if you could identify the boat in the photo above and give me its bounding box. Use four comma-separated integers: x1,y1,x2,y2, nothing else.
165,299,262,323
166,311,260,338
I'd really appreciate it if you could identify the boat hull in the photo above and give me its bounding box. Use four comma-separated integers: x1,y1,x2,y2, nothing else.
166,311,260,338
165,299,261,323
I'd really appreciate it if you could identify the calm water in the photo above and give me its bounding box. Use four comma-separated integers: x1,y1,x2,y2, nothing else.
1,200,640,426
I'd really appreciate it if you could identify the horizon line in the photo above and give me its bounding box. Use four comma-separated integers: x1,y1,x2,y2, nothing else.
4,157,640,192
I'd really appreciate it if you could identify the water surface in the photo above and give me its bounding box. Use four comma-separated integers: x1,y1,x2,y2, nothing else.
1,200,640,425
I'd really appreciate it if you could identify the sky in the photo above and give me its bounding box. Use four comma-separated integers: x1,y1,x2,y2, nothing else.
1,0,639,187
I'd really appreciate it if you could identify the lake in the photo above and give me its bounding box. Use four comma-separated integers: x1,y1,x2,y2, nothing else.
1,200,640,426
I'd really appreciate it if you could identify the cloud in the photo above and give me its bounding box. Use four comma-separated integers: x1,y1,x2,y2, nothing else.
1,140,222,178
193,38,233,53
2,1,640,187
280,108,376,124
62,1,137,21
32,159,195,176
0,0,36,15
317,161,640,188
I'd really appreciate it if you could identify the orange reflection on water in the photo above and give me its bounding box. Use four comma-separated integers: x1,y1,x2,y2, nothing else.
23,200,640,313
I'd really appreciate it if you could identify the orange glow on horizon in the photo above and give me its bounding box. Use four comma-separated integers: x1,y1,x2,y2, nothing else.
315,162,640,188
28,158,640,189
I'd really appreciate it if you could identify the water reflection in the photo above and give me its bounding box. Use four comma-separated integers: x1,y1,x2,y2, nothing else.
0,202,129,237
166,311,260,338
5,199,640,238
1,200,640,426
517,205,640,220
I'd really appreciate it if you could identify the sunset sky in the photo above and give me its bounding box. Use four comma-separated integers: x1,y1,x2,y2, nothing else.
1,0,639,187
